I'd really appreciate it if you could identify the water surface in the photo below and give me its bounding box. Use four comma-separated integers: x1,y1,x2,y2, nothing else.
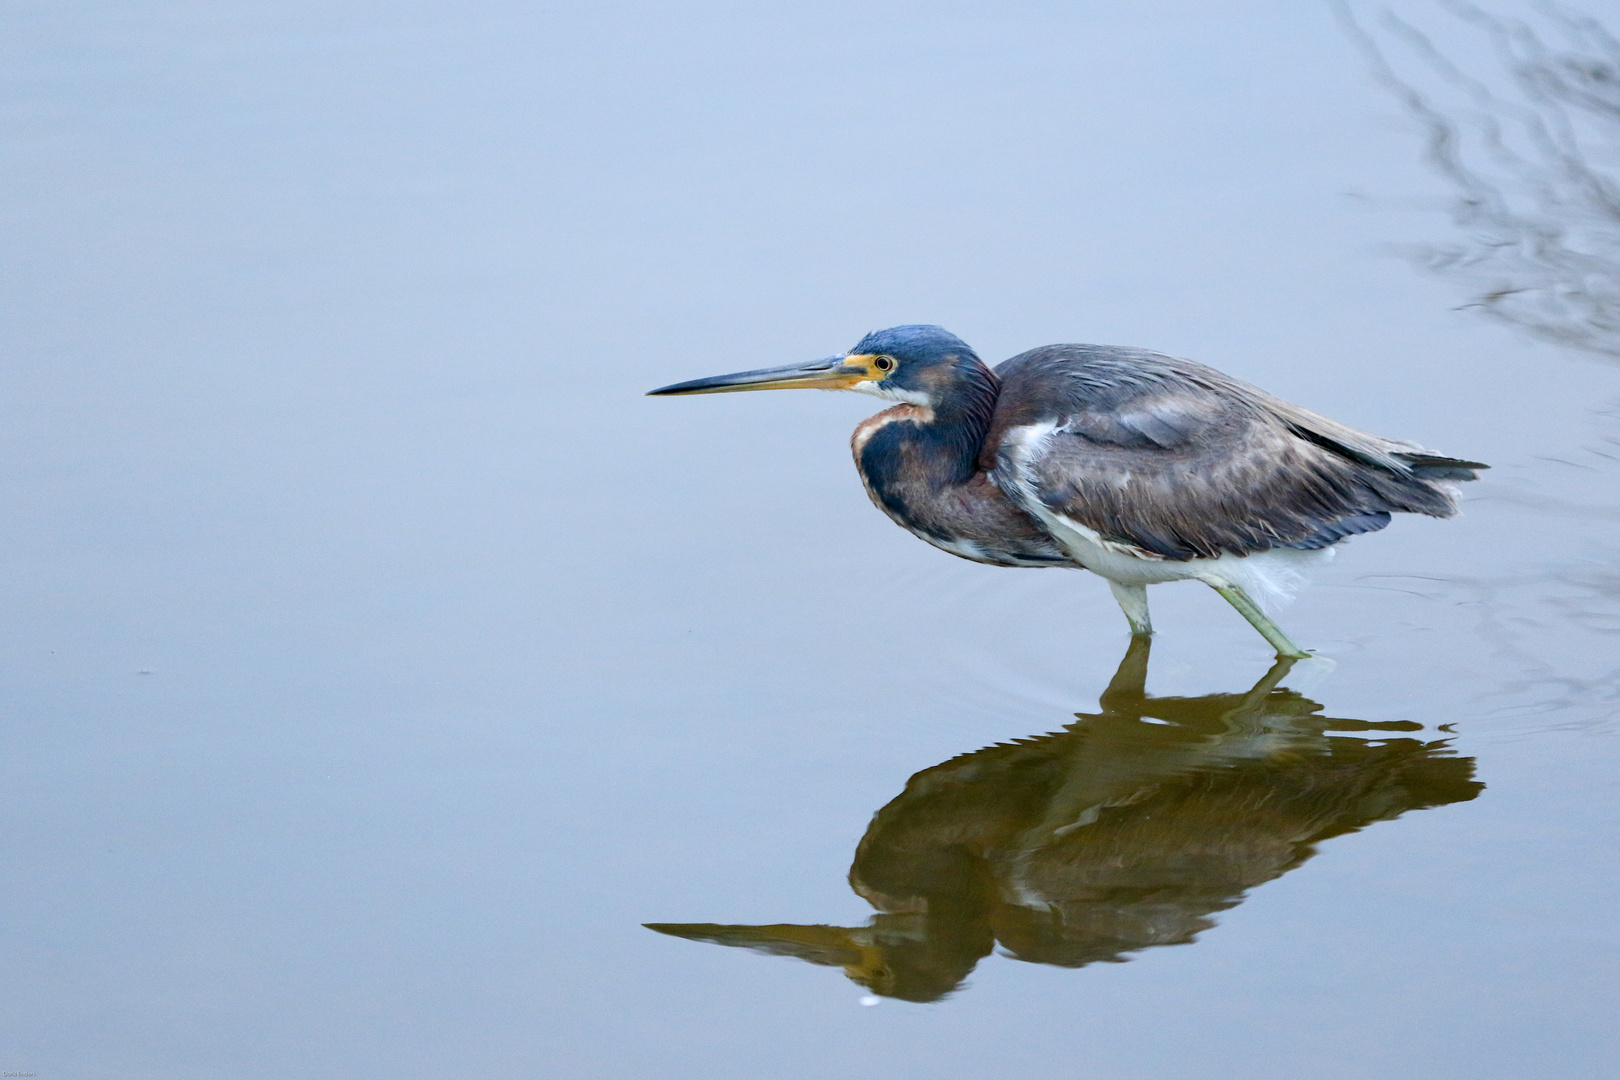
3,2,1616,1078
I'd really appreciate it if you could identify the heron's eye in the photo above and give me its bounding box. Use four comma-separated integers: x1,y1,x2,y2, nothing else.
873,356,895,372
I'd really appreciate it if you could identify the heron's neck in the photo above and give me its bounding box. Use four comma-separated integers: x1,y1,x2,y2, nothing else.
852,362,1000,492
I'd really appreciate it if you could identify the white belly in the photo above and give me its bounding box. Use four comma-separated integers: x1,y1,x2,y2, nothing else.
1031,505,1331,610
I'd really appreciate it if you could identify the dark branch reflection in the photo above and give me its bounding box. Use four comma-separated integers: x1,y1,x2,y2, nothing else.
1335,1,1620,358
646,640,1483,1002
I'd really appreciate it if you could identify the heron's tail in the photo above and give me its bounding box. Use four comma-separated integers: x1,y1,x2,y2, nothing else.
1391,452,1488,482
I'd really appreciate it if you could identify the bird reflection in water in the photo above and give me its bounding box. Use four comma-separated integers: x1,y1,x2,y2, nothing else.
647,640,1482,1002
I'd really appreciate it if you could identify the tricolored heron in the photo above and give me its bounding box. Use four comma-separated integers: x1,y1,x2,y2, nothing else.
648,325,1485,657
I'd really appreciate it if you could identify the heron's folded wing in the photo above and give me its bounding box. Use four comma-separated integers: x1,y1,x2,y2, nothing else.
992,381,1459,561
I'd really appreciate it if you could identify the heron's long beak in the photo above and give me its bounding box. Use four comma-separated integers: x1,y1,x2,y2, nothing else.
647,355,872,396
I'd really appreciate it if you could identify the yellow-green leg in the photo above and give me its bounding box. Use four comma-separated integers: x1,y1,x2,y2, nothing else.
1210,583,1310,659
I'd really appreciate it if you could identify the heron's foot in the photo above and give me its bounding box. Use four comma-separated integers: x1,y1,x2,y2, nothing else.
1281,654,1338,696
1108,581,1154,637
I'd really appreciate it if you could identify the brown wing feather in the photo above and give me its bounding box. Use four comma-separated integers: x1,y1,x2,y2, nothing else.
987,345,1483,561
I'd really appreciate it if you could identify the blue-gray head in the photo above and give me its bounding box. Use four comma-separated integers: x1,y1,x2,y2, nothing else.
647,324,993,412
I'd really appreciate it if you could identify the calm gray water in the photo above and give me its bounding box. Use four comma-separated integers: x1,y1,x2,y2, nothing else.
4,2,1617,1077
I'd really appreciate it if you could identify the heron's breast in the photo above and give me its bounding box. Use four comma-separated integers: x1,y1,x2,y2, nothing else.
851,411,1071,568
851,404,934,457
